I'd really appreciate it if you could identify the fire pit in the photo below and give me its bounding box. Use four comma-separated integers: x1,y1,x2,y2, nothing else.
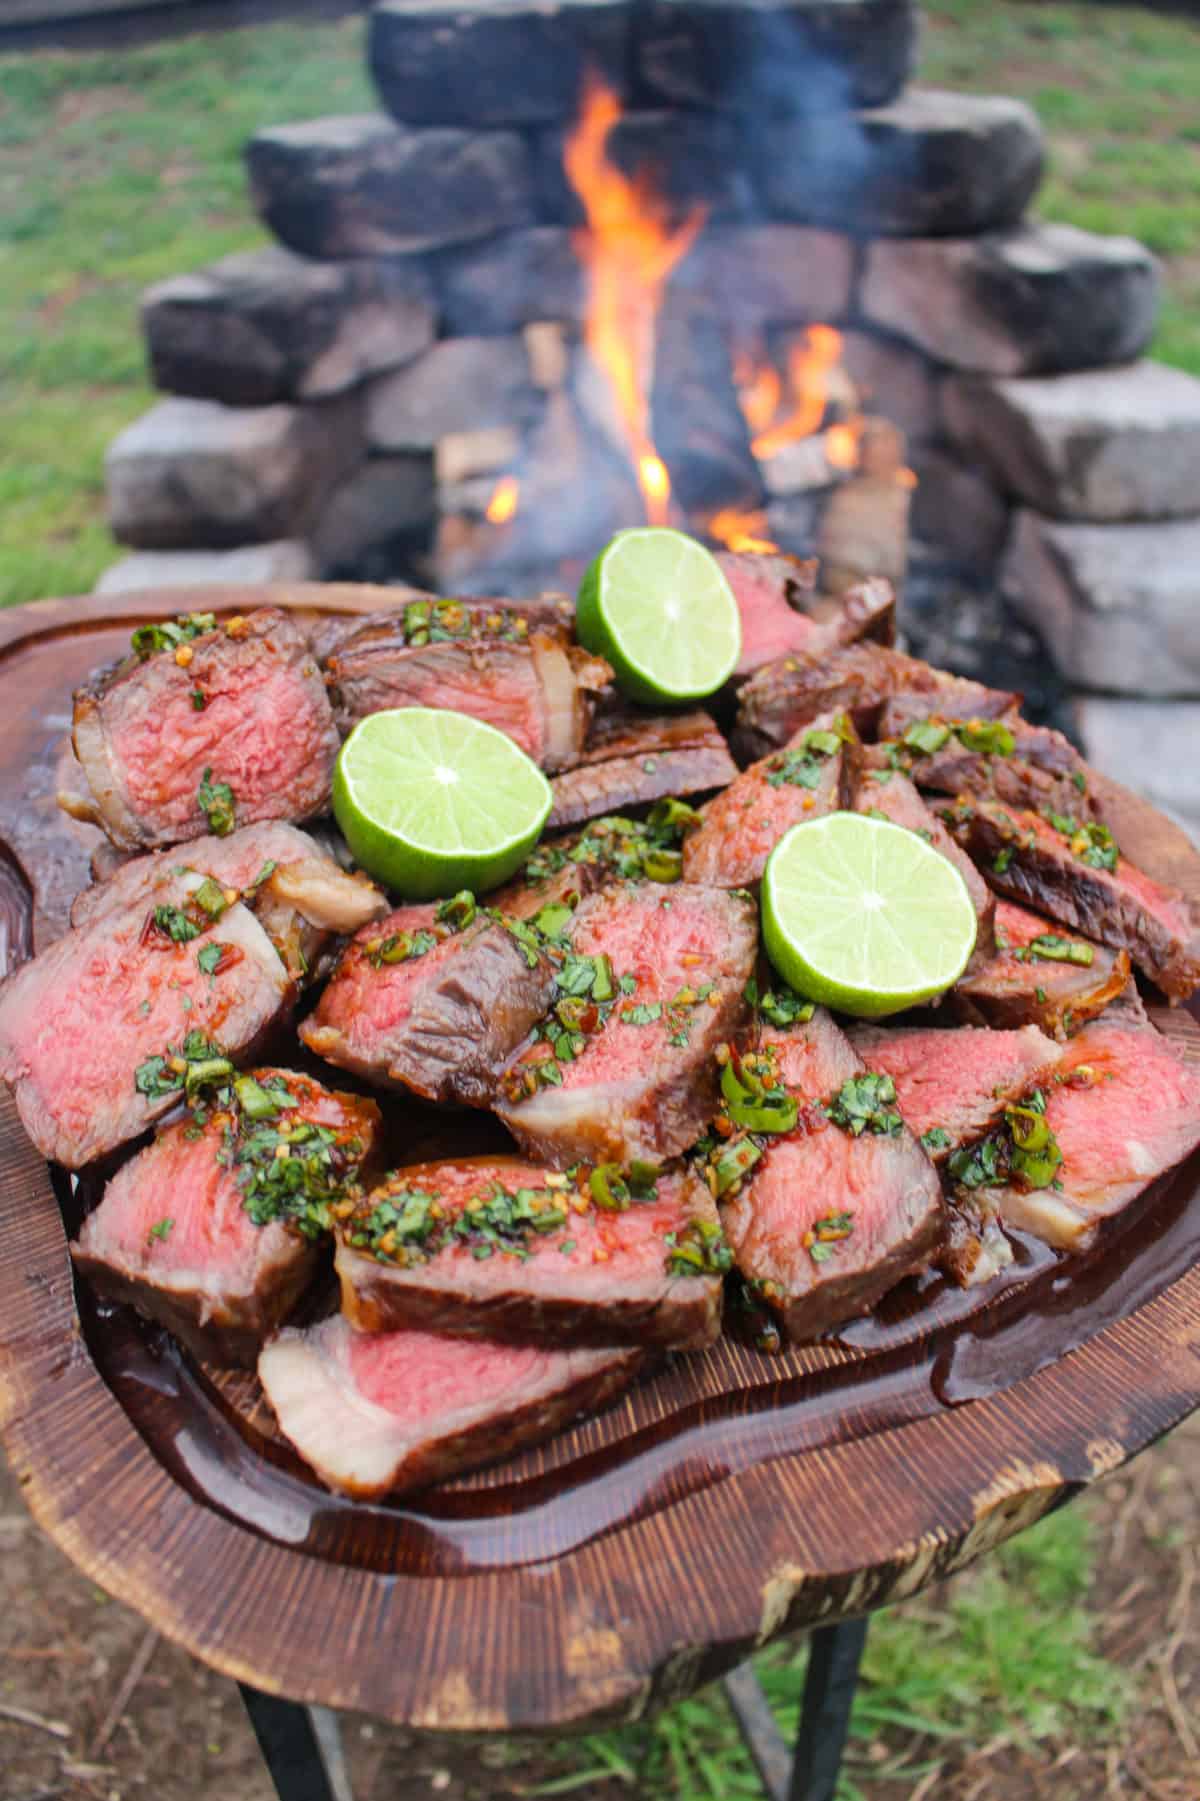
101,0,1200,810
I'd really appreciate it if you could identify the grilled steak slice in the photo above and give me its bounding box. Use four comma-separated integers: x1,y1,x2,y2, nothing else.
954,899,1131,1037
716,1007,943,1340
300,899,556,1106
948,800,1200,1002
323,602,610,772
546,710,736,831
869,710,1095,822
683,712,858,888
496,883,757,1168
736,641,1016,759
70,820,385,981
0,870,292,1167
72,1070,381,1367
258,1314,642,1499
844,1023,1062,1161
854,767,994,956
965,1021,1200,1253
717,551,894,680
310,590,575,665
65,609,340,851
336,1156,727,1349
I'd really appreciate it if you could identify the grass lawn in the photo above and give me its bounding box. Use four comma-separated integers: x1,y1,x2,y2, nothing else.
2,3,1200,605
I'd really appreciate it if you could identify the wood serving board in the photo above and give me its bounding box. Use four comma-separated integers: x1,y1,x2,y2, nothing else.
2,584,1200,1734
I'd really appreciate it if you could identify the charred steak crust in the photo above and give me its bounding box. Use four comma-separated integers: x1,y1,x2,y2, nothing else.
495,883,758,1169
953,899,1130,1038
950,800,1200,1002
72,1069,382,1368
321,602,611,772
300,903,557,1106
334,1158,726,1350
546,716,737,831
258,1316,644,1500
68,609,340,851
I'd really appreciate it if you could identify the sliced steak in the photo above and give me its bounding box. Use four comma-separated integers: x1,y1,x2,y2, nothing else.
683,712,858,888
65,609,340,851
258,1315,642,1499
300,897,556,1106
968,1021,1200,1253
948,800,1200,1002
717,550,894,680
336,1156,727,1350
0,869,292,1167
844,1022,1063,1161
546,710,736,831
715,1007,943,1341
70,820,385,982
323,601,610,772
854,767,994,956
736,640,1016,759
496,883,757,1167
954,899,1131,1037
310,590,575,665
868,710,1095,822
72,1069,381,1367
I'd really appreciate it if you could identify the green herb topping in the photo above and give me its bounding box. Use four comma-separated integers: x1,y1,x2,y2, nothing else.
1041,811,1120,873
826,1072,903,1138
920,1126,952,1153
401,597,533,647
766,724,844,790
518,800,699,891
197,767,236,837
151,904,202,944
744,977,814,1028
807,1211,855,1264
134,1030,231,1101
130,612,217,659
664,1216,733,1278
947,1088,1063,1193
1018,934,1095,968
147,1217,174,1243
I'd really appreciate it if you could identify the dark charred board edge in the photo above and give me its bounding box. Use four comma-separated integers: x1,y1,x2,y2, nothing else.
0,586,1199,1731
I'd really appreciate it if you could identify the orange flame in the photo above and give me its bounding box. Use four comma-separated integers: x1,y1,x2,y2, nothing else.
706,507,777,555
564,73,705,525
485,475,520,524
733,347,783,441
824,422,861,471
751,325,846,461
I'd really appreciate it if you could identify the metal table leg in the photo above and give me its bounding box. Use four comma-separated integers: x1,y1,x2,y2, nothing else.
239,1684,343,1801
722,1616,869,1801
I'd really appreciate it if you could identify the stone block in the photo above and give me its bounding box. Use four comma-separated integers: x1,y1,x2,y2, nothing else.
106,396,363,550
1073,696,1200,841
651,301,763,515
369,0,632,127
637,0,917,114
767,492,823,555
310,455,436,574
94,541,317,596
1001,510,1200,696
141,247,435,407
246,115,533,257
436,229,584,335
435,428,521,486
942,361,1200,523
860,224,1159,376
838,329,938,442
366,338,539,451
758,89,1043,237
536,110,754,226
909,447,1009,571
670,226,854,335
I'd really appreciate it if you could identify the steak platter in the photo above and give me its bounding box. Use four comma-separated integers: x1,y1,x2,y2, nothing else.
3,563,1200,1521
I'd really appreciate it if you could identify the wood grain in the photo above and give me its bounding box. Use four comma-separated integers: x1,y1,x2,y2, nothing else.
1,583,1199,1731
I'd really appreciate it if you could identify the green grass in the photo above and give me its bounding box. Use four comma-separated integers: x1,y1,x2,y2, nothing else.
3,3,1200,605
516,1505,1132,1797
0,16,372,606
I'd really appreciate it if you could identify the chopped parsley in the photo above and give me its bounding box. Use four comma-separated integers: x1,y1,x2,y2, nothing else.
347,1179,571,1266
744,978,814,1029
197,768,236,837
364,928,437,968
947,1088,1063,1193
992,847,1013,875
401,597,532,647
518,800,699,890
765,725,844,790
623,1001,663,1025
664,1216,734,1278
151,904,202,944
920,1126,952,1153
134,1030,229,1101
1041,810,1119,872
826,1072,903,1138
196,942,227,976
147,1217,174,1243
808,1211,855,1263
130,612,217,659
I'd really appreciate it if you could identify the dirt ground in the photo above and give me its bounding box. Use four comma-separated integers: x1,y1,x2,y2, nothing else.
3,1415,1199,1801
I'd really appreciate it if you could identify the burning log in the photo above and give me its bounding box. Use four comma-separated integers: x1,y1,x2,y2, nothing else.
816,417,914,597
651,301,764,517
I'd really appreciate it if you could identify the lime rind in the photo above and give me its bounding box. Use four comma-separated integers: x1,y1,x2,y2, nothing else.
577,528,741,703
761,812,978,1018
333,707,552,899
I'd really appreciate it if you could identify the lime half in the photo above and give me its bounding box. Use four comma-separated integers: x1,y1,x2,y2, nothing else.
761,812,978,1018
576,527,742,703
333,708,552,900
